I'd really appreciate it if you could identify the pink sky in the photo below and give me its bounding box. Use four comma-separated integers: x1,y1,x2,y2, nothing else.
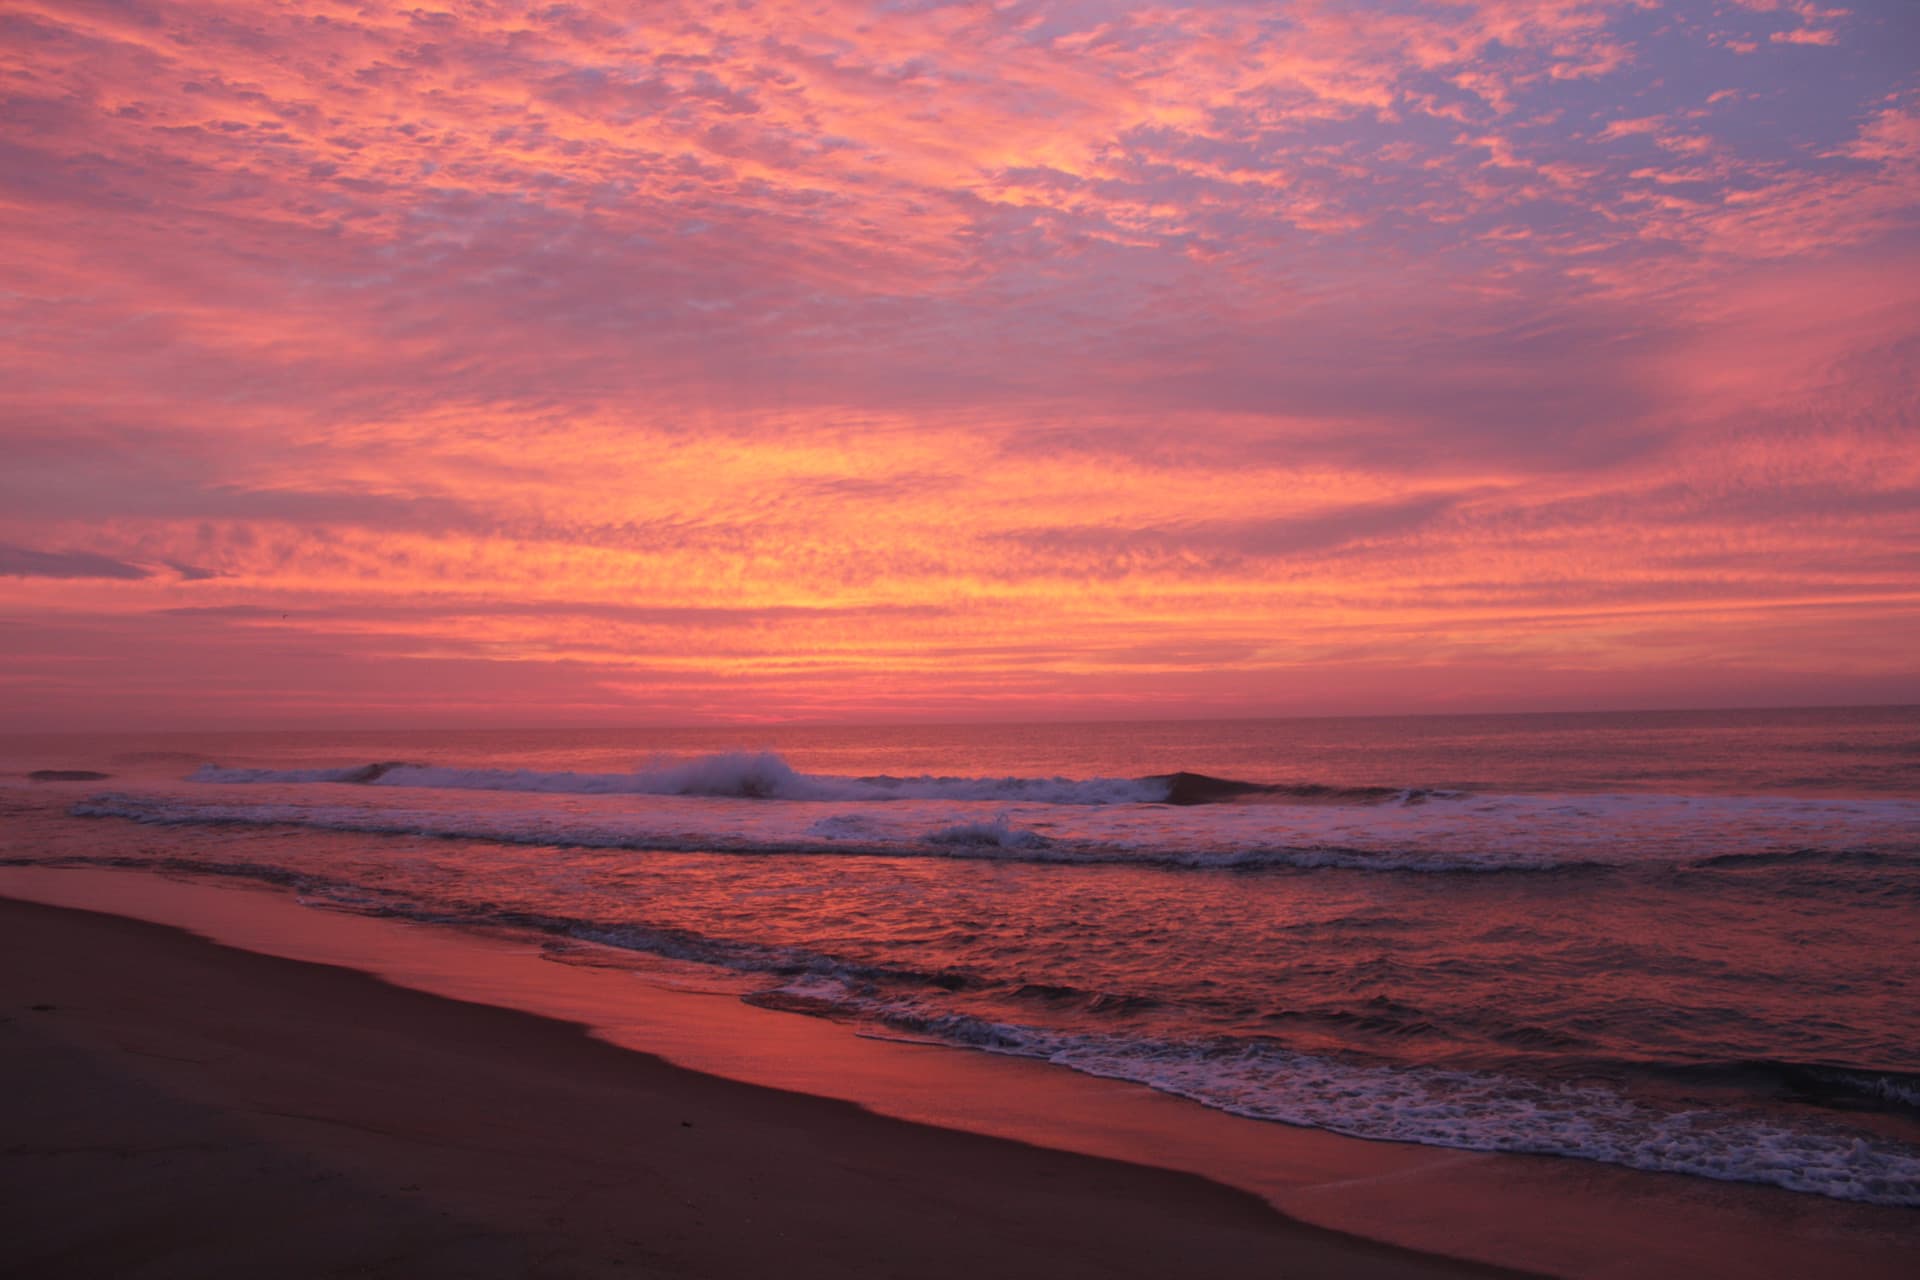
2,0,1917,728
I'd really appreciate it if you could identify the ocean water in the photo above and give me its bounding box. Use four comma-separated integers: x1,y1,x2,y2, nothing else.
3,707,1918,1205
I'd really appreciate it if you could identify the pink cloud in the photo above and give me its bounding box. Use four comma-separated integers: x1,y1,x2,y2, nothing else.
1,0,1915,726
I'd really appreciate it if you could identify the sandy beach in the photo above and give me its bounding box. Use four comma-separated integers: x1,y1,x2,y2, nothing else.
4,853,1918,1280
2,893,1512,1279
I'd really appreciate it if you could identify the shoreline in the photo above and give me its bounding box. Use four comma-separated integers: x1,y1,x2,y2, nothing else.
2,889,1503,1279
3,865,1917,1277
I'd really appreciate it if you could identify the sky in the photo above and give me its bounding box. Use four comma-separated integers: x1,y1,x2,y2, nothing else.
2,0,1917,729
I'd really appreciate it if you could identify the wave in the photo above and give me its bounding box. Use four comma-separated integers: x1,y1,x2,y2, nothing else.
1003,981,1163,1017
1150,772,1464,806
1688,847,1920,871
924,816,1054,849
0,851,987,993
729,974,1920,1206
187,754,1462,808
72,793,1597,874
992,1024,1920,1206
191,753,1167,804
70,774,1920,878
1653,1059,1920,1113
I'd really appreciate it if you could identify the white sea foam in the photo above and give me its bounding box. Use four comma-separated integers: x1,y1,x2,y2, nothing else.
70,792,1586,871
177,755,1920,864
924,815,1052,849
1038,1034,1920,1205
72,781,1920,876
76,775,1920,875
758,977,1920,1207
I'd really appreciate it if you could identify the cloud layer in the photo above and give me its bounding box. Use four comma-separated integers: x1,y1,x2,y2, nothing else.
1,0,1916,726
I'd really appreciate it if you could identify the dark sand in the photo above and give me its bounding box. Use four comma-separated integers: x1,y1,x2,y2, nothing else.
0,897,1511,1279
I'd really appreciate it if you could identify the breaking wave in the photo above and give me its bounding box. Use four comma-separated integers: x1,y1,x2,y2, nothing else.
187,755,1463,808
946,1022,1920,1206
191,753,1167,804
73,792,1595,873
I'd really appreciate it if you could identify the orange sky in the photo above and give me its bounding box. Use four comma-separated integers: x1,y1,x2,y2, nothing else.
2,0,1917,728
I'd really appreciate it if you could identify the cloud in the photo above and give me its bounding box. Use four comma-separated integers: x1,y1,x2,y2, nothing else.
154,600,952,628
1000,493,1467,568
0,0,1916,724
0,543,149,581
0,433,493,532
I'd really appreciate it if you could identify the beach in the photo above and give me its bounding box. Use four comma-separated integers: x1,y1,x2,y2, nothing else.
9,0,1918,1270
8,0,1916,1268
2,890,1502,1279
5,714,1919,1277
4,864,1917,1279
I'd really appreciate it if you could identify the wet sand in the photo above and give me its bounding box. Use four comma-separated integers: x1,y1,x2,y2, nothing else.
0,895,1508,1279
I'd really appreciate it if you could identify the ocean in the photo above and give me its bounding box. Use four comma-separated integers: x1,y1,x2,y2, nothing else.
4,707,1917,1206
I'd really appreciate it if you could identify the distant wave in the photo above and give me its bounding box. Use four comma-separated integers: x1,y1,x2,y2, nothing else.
1687,847,1920,871
193,753,1165,804
73,772,1920,877
76,793,1586,873
188,754,1464,808
1151,772,1466,806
